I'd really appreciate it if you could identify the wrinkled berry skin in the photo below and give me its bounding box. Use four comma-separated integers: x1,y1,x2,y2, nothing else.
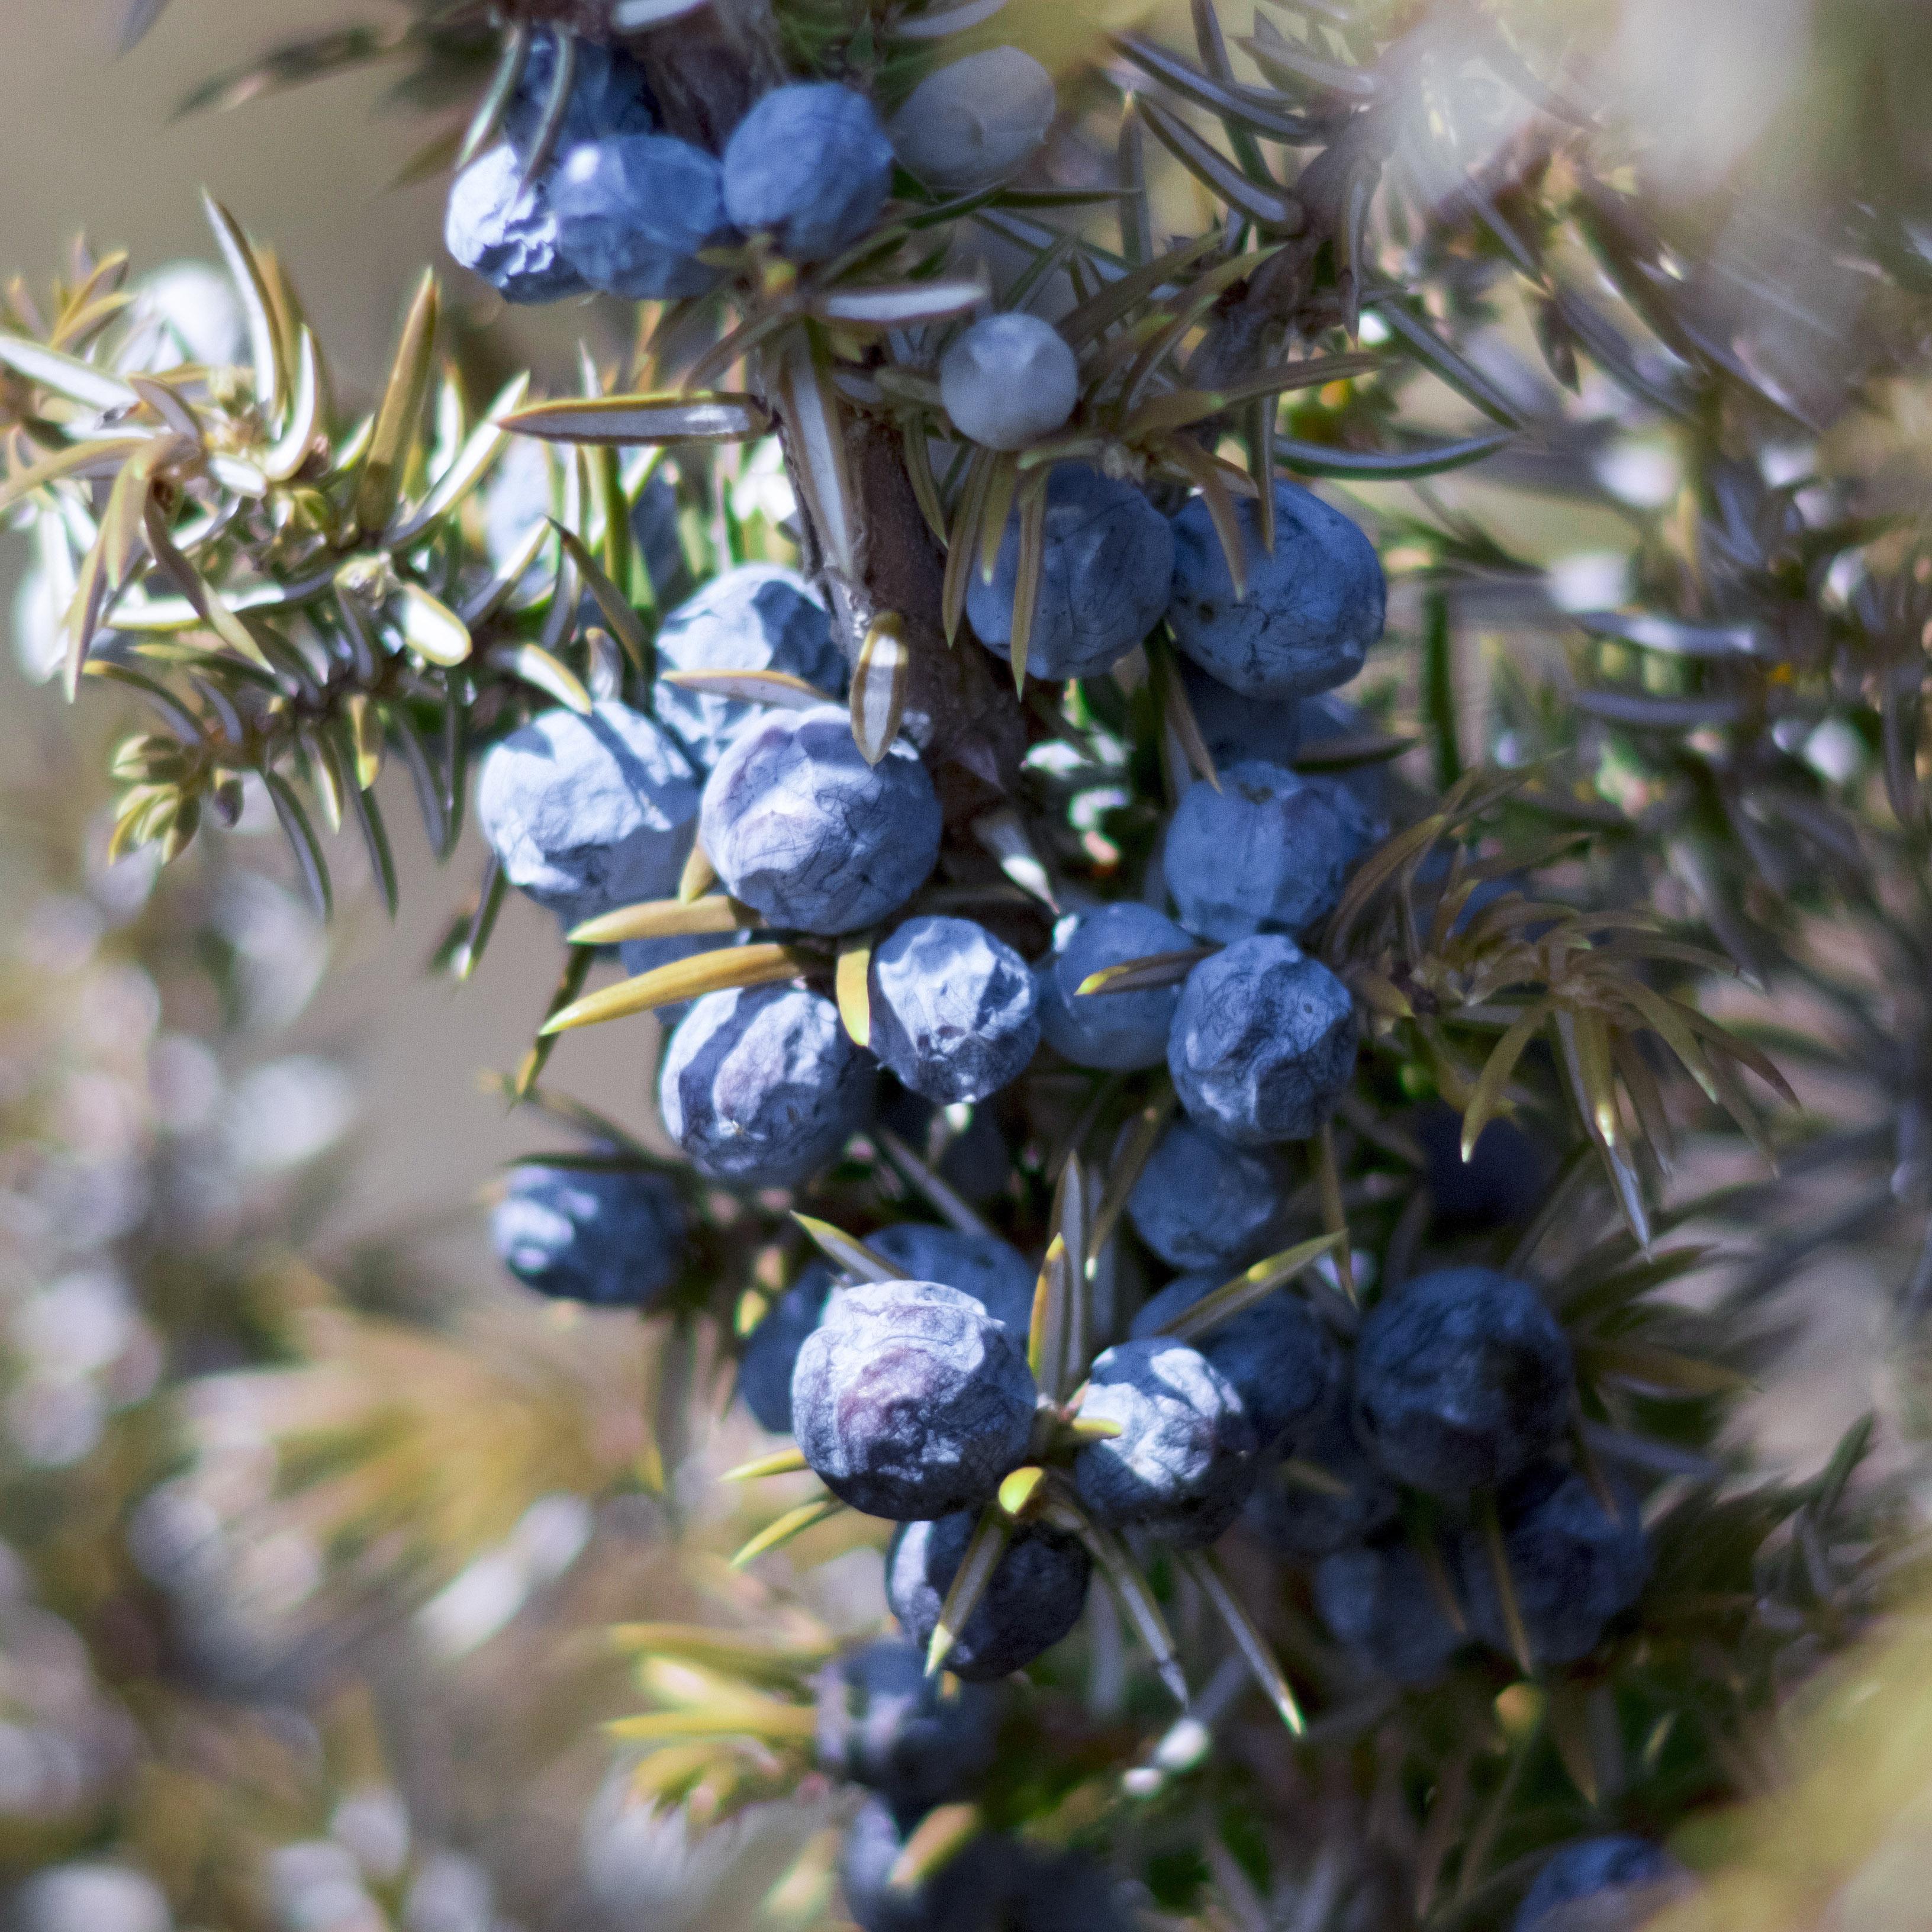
1168,479,1386,699
870,917,1041,1105
1353,1267,1574,1496
652,564,843,771
504,29,656,162
1514,1836,1685,1932
550,134,730,298
739,1225,1034,1431
1315,1538,1465,1686
869,1224,1037,1335
1132,1271,1338,1448
1126,1119,1285,1272
887,1513,1092,1681
701,706,942,935
1413,1103,1550,1230
792,1281,1038,1520
491,1164,684,1308
445,144,589,304
1168,935,1358,1147
940,313,1079,452
841,1796,1019,1932
888,46,1057,192
738,1264,832,1433
1243,1403,1399,1561
1180,659,1302,771
475,702,700,927
814,1639,999,1817
723,83,893,260
1073,1338,1258,1546
659,984,870,1188
1037,902,1194,1072
969,465,1174,682
1460,1464,1651,1665
1167,762,1375,942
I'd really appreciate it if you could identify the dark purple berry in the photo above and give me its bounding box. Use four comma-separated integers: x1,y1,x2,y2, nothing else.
887,1512,1091,1681
1353,1267,1574,1496
814,1638,999,1815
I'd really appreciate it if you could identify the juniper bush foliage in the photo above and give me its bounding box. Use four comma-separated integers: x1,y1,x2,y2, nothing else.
15,0,1932,1924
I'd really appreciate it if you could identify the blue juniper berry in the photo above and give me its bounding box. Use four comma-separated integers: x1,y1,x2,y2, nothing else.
1314,1535,1467,1688
1131,1269,1339,1449
969,464,1174,682
1167,935,1358,1147
1073,1337,1259,1546
840,1795,1022,1932
700,705,942,936
1295,691,1392,832
549,132,732,299
737,1263,833,1435
868,1223,1037,1335
1242,1402,1400,1562
1458,1462,1651,1666
722,82,894,260
1353,1267,1574,1496
1168,478,1386,700
474,701,699,928
444,143,588,305
887,1512,1093,1681
869,916,1041,1106
888,46,1057,192
504,28,655,163
1178,658,1303,771
1036,901,1195,1073
1514,1836,1688,1932
738,1224,1035,1432
791,1280,1038,1520
658,983,871,1189
1165,762,1375,943
1126,1119,1286,1273
813,1638,999,1817
940,313,1080,452
491,1163,684,1308
651,564,843,771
